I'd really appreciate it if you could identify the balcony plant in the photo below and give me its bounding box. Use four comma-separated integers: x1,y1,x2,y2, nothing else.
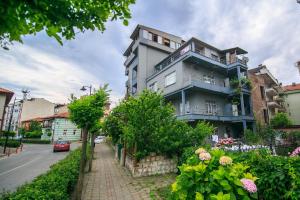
170,148,258,199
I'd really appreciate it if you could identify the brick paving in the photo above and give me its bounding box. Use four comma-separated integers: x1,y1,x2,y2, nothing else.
81,142,176,200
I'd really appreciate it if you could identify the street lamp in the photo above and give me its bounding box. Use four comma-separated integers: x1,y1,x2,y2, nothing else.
80,85,92,96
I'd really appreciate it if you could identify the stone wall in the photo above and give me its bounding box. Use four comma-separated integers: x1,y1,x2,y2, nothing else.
124,152,177,177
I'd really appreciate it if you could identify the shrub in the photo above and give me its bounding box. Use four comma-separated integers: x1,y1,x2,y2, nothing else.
170,148,258,199
243,129,261,145
0,131,16,138
232,150,300,199
1,148,81,200
24,130,43,138
270,113,292,128
21,139,51,144
0,139,21,148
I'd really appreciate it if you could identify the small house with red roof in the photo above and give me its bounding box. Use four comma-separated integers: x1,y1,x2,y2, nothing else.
40,112,82,142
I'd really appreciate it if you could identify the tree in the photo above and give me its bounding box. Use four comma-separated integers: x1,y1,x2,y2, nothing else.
88,122,102,172
270,112,292,128
68,87,109,199
0,0,135,48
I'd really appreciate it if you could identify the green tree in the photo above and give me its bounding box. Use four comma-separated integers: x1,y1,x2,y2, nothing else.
270,112,292,128
88,122,102,172
68,87,109,199
0,0,135,48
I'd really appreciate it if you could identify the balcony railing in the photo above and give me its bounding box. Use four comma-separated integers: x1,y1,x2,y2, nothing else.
124,52,136,66
154,39,248,74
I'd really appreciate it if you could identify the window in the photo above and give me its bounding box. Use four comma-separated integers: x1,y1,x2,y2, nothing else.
152,34,158,42
263,109,268,124
163,38,170,47
170,41,176,49
149,82,158,92
206,100,217,115
142,30,148,39
63,129,67,135
132,65,138,79
158,36,162,44
165,72,176,87
203,75,216,85
176,43,181,49
260,86,265,100
73,130,76,135
148,32,153,41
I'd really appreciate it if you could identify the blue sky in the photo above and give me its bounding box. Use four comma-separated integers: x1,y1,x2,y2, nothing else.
1,0,300,104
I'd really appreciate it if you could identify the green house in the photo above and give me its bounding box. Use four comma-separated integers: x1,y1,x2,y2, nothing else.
41,112,81,142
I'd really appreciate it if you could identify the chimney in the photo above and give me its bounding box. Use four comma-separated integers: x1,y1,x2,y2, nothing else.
296,61,300,75
292,82,296,86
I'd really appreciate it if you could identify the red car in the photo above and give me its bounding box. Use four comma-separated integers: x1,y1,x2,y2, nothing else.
53,140,70,152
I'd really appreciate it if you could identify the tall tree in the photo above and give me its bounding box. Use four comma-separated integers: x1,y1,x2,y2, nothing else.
68,87,109,199
0,0,135,49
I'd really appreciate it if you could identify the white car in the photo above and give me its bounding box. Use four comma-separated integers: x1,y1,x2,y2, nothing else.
94,136,105,144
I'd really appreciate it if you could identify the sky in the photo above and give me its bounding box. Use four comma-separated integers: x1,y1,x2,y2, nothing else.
0,0,300,105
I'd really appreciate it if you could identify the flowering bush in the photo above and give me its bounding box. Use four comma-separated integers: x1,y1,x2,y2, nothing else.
170,148,258,199
216,138,234,146
290,147,300,157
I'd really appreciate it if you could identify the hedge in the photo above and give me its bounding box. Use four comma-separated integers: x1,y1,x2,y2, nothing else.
0,139,21,148
1,148,81,200
21,139,51,144
231,150,300,200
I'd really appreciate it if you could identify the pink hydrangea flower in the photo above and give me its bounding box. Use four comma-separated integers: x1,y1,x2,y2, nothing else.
240,178,257,193
195,147,206,155
219,156,233,166
290,147,300,157
199,152,211,161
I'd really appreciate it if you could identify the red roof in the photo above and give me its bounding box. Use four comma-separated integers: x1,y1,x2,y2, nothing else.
22,117,45,123
43,112,69,120
0,87,14,105
0,88,13,94
284,83,300,91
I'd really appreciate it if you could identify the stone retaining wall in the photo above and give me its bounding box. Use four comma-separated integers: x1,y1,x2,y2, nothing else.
114,147,177,177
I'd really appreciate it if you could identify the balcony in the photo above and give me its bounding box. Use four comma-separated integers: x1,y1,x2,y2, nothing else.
265,87,277,96
184,79,233,95
125,67,129,76
124,52,136,66
153,38,248,74
267,101,281,108
273,95,284,102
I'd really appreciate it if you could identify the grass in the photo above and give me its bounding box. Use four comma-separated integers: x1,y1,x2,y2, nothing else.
150,185,172,200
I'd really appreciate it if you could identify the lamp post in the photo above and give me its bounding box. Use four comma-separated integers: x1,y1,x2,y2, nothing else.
80,85,92,96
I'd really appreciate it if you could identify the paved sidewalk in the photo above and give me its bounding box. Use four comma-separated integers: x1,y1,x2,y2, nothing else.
81,143,175,200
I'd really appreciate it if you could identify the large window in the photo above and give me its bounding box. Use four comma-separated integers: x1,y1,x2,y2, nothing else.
206,100,217,115
149,82,158,92
203,75,216,85
170,41,176,49
260,86,265,100
165,72,176,87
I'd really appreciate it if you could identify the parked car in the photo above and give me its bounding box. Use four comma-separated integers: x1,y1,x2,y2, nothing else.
53,140,70,152
94,136,105,144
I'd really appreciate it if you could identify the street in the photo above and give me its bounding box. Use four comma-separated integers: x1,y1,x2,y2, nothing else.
0,143,80,193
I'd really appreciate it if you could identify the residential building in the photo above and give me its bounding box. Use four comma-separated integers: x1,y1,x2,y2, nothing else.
124,25,254,138
284,83,300,125
41,112,81,142
20,98,56,122
0,88,14,131
2,100,22,132
54,104,68,114
248,65,286,125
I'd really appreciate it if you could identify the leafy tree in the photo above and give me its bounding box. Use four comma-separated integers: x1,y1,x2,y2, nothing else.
243,129,261,145
270,112,292,128
68,87,109,199
28,120,42,132
189,121,215,146
0,0,135,48
88,121,102,172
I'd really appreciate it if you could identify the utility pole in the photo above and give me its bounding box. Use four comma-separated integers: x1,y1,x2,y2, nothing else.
3,97,16,154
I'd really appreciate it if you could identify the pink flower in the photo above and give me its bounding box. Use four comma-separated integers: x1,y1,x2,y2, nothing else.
290,147,300,157
240,178,257,193
199,152,211,161
195,147,206,154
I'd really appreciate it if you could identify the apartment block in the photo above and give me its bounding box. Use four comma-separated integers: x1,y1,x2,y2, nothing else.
248,65,286,126
284,83,300,125
0,88,14,131
124,25,254,138
2,100,22,132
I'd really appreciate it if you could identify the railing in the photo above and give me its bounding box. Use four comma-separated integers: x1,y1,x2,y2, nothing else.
153,39,247,74
185,108,221,116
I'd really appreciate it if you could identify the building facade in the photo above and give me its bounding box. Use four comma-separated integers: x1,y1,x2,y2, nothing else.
0,88,14,131
2,100,22,132
124,25,254,138
284,83,300,125
20,98,56,122
248,65,286,126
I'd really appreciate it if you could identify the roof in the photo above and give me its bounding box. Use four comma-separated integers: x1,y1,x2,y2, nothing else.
43,112,69,120
284,83,300,91
0,87,14,105
22,117,45,123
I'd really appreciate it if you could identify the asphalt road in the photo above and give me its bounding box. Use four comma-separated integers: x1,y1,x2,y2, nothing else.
0,142,80,194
